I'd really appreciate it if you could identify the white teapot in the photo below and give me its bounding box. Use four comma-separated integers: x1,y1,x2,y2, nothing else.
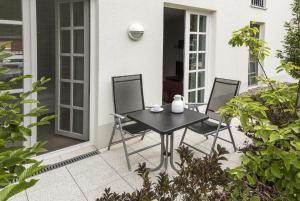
171,95,184,113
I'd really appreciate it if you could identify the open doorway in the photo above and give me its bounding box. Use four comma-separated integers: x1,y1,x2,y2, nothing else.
36,0,90,153
162,7,185,103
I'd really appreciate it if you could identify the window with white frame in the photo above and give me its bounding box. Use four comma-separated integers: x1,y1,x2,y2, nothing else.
251,0,266,9
0,0,24,93
248,23,261,86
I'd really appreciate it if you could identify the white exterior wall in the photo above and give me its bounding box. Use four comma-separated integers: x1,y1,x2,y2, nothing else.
94,0,293,149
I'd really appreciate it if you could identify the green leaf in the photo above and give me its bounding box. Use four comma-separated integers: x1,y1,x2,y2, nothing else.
19,162,44,181
291,141,300,151
247,174,257,185
18,127,31,137
270,162,283,178
0,180,38,201
20,99,40,104
0,94,16,101
269,132,280,142
0,67,9,74
250,196,261,201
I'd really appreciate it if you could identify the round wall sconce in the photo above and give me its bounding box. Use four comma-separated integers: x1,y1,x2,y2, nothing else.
128,23,144,41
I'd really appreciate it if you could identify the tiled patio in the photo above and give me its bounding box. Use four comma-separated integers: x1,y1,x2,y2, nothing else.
9,119,249,201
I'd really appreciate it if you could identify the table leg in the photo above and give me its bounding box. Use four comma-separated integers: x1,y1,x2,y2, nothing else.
149,134,179,172
149,134,165,172
169,133,179,171
164,134,169,170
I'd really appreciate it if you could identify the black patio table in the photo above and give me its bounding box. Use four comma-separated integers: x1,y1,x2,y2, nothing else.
127,105,209,171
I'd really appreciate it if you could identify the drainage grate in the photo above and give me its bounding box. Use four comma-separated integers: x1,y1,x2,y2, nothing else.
34,149,100,176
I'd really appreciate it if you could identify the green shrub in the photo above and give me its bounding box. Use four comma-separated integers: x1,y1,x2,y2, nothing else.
0,46,54,201
219,1,300,198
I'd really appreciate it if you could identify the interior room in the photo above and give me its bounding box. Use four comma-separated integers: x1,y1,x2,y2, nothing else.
36,0,85,153
162,7,185,103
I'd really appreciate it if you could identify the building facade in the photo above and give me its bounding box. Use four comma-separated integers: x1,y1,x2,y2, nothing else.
0,0,293,156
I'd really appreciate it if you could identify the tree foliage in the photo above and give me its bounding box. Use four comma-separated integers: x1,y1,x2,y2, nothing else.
220,3,300,198
277,0,300,68
0,46,54,201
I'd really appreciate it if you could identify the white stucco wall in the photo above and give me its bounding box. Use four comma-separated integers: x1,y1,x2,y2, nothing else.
95,0,293,149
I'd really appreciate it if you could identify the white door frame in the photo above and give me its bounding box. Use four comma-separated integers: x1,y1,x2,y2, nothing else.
184,10,212,104
23,0,38,147
24,0,99,152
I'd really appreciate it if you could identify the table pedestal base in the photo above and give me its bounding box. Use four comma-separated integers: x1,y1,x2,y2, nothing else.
149,133,179,172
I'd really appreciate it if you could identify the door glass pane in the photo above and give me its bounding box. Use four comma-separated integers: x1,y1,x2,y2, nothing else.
60,82,70,105
74,57,84,80
0,24,23,89
74,30,84,53
61,56,70,79
199,16,207,32
60,3,70,27
198,71,205,88
73,109,83,134
60,107,70,131
190,34,197,51
0,0,22,21
199,35,206,51
189,73,196,90
198,53,205,69
189,53,197,70
188,91,196,103
61,30,70,53
73,2,84,27
190,15,198,32
197,90,205,103
73,83,84,107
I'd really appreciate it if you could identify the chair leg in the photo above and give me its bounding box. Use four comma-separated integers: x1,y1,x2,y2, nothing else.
209,131,219,156
140,131,146,140
108,124,116,151
119,127,132,171
209,121,223,156
228,125,237,152
180,128,188,146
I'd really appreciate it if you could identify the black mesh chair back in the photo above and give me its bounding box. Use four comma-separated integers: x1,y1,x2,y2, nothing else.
205,78,241,121
110,74,160,171
112,74,145,115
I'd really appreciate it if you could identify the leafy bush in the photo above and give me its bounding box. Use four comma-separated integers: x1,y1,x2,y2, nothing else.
219,1,300,199
220,78,300,200
97,145,230,201
0,46,54,201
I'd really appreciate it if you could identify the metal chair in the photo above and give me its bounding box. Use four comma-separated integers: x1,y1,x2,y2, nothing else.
108,74,160,171
180,78,241,155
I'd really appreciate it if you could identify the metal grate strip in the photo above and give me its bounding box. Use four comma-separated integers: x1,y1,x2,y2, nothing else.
34,150,100,176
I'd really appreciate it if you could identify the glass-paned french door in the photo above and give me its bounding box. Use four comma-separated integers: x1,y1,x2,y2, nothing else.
184,12,208,103
56,0,89,140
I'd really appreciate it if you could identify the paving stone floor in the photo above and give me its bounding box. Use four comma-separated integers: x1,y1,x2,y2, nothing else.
9,119,248,201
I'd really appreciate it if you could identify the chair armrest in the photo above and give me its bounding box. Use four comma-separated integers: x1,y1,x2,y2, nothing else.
186,103,208,107
110,113,126,119
186,103,208,112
